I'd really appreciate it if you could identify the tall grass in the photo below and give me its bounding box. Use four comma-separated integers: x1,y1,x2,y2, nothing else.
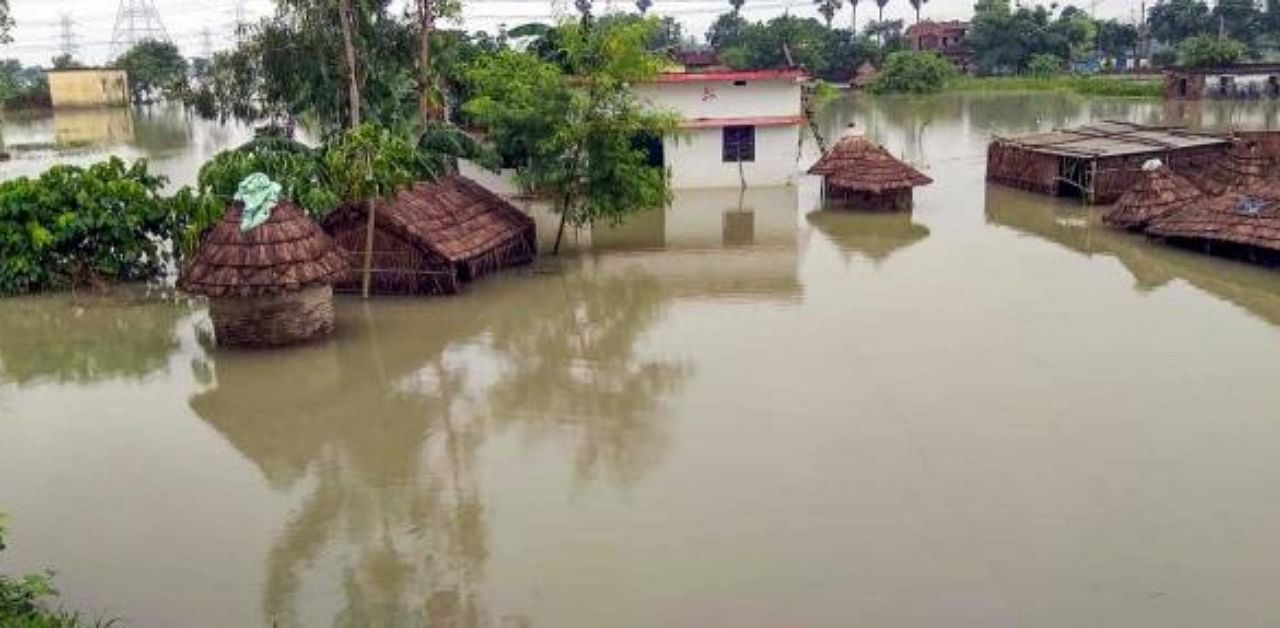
948,75,1163,98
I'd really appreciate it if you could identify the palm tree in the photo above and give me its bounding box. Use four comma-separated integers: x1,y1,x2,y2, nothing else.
730,0,746,14
636,0,653,14
875,0,890,23
908,0,928,23
850,0,860,32
815,0,844,27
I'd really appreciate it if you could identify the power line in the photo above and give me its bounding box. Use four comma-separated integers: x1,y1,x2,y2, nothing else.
58,14,79,59
109,0,173,60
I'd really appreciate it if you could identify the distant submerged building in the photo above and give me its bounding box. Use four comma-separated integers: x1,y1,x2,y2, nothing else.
46,68,130,108
631,69,808,189
904,21,973,71
1163,64,1280,100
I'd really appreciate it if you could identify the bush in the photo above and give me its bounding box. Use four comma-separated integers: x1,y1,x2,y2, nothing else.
1026,53,1064,77
868,51,957,94
1151,48,1178,68
1178,35,1244,68
1,516,116,626
0,158,185,295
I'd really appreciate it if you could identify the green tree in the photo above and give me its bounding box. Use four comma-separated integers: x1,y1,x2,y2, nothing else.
1211,0,1264,49
707,12,749,48
463,19,675,254
1146,0,1211,45
0,0,12,44
1096,19,1139,60
868,50,955,93
1178,34,1244,67
969,0,1092,74
114,39,189,102
730,0,746,12
637,0,653,14
51,53,82,69
1026,52,1062,76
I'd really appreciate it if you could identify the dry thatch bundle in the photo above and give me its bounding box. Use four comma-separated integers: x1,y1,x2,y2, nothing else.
1104,162,1203,231
1147,191,1280,264
1187,139,1273,196
809,136,933,193
178,201,349,347
323,175,536,295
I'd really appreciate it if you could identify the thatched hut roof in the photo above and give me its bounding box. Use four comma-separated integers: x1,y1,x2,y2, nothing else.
808,136,933,193
323,175,536,265
1187,139,1273,196
850,61,878,89
1146,191,1280,257
178,201,349,298
1104,161,1203,231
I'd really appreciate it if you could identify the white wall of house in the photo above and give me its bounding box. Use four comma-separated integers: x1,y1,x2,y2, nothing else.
663,125,801,189
631,79,802,119
633,76,805,190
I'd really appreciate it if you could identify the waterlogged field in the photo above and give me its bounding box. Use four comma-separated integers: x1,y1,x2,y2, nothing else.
1,94,1279,627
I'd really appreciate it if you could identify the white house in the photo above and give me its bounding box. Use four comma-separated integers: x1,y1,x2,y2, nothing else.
631,69,807,190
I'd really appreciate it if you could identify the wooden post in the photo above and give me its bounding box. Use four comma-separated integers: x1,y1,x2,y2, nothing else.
361,197,376,299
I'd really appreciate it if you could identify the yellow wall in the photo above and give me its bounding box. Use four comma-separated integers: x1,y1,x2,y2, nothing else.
48,70,131,108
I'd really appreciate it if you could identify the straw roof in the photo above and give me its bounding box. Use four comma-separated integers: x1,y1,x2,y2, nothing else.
1147,191,1280,255
324,175,535,264
808,136,933,193
1104,162,1203,231
850,61,878,88
178,201,349,298
1188,139,1273,196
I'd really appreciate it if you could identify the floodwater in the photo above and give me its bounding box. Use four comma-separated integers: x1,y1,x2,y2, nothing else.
2,95,1280,627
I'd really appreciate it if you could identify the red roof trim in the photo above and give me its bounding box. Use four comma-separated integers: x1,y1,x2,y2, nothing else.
653,69,808,83
679,115,807,129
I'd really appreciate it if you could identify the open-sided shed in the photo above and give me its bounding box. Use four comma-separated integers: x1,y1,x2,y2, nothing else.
987,121,1229,204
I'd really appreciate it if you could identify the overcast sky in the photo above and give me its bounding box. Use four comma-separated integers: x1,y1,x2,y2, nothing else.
2,0,1141,67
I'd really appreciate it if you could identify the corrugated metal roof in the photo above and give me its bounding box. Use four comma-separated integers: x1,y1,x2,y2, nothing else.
996,120,1228,158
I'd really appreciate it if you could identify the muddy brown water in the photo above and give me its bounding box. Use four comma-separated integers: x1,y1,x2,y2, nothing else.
2,95,1280,627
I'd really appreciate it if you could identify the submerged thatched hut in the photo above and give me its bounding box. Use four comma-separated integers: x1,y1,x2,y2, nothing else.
178,201,349,347
1146,189,1280,265
323,175,536,295
1185,138,1273,196
809,135,933,211
850,61,878,90
1104,159,1204,231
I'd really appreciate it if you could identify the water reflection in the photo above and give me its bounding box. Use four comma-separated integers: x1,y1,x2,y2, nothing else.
806,210,931,266
985,185,1280,325
0,290,190,386
52,108,134,147
185,252,698,625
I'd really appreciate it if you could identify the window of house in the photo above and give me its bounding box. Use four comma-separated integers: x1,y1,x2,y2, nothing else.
722,125,755,162
733,80,748,86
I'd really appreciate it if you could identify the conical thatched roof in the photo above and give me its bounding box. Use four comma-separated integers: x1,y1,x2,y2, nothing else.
850,61,878,88
1104,162,1203,231
178,201,349,298
1188,139,1273,196
808,136,933,193
1147,191,1280,256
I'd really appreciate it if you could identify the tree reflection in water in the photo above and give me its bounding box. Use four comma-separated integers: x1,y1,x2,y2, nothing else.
484,261,690,489
188,261,691,625
0,289,191,386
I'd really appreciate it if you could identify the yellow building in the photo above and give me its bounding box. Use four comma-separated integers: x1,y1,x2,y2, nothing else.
47,69,131,108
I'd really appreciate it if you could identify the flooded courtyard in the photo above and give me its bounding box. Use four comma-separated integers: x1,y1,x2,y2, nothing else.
2,94,1280,627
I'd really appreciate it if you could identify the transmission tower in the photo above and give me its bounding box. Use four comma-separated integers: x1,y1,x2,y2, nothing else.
58,14,79,59
109,0,172,61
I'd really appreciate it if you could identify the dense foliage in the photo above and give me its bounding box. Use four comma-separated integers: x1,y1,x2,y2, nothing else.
0,60,49,110
113,40,189,103
1177,35,1245,68
712,14,884,82
463,18,675,253
0,159,182,295
1026,53,1063,77
868,51,955,94
968,0,1092,74
1146,0,1271,56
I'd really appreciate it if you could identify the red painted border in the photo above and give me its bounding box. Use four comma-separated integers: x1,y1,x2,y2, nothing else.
654,69,808,83
679,115,807,129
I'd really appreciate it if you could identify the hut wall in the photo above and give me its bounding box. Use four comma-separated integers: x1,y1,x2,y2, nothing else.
458,230,537,283
209,285,336,347
327,221,460,295
986,142,1059,195
1163,72,1205,100
828,184,913,211
1091,145,1228,204
1237,131,1280,162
